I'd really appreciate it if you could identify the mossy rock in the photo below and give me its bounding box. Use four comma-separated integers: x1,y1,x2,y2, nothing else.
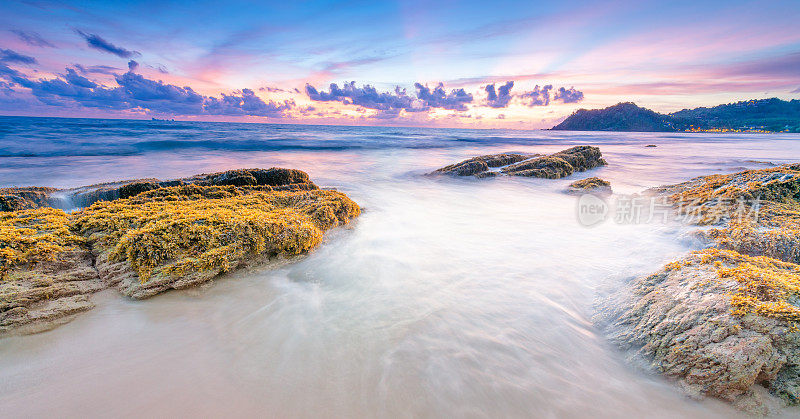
0,169,360,333
0,168,319,212
567,177,612,194
431,146,606,179
431,153,531,176
601,163,800,412
598,249,800,412
0,187,57,211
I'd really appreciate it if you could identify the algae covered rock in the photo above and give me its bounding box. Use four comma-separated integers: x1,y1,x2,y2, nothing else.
599,164,800,412
0,168,319,212
430,146,606,179
598,249,800,411
190,168,316,189
0,208,101,335
431,153,532,176
655,164,800,261
0,168,360,334
0,187,57,211
566,177,612,195
73,185,360,299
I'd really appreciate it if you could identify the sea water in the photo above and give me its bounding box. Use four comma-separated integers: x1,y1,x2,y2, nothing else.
1,116,800,418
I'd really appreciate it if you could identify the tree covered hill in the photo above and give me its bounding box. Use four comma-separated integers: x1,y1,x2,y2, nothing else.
551,98,800,132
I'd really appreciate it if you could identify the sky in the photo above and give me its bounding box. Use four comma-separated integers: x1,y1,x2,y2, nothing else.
0,0,798,129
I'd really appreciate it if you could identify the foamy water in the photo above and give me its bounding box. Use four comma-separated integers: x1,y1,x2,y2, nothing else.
2,118,800,417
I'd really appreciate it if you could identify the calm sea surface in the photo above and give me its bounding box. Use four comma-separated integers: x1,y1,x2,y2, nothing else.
2,116,800,418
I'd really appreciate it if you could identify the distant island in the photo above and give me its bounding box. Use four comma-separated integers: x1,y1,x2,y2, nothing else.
551,98,800,133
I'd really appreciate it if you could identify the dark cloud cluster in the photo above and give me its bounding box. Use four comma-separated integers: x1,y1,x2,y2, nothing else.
414,83,473,111
485,81,514,108
516,84,584,106
519,84,553,107
0,63,29,86
306,80,584,117
0,49,37,65
75,30,140,58
553,86,584,103
306,81,418,112
205,88,294,117
0,64,293,117
64,68,97,88
10,30,54,48
306,81,474,115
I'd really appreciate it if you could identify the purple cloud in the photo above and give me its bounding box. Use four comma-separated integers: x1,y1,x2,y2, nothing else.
305,81,476,117
10,30,54,48
485,81,514,108
0,65,293,117
0,49,37,65
75,30,140,58
414,82,473,111
553,86,584,103
64,68,98,88
519,85,552,107
205,88,294,117
306,82,417,112
0,63,30,87
128,60,139,71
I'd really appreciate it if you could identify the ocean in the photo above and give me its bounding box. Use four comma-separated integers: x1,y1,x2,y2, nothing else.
1,115,800,417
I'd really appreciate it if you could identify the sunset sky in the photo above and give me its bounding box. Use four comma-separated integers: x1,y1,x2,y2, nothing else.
1,0,798,128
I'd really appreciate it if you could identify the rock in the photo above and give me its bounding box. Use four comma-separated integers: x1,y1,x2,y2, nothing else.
1,168,320,212
118,181,161,199
431,153,531,176
188,168,317,190
59,178,163,209
566,177,612,195
0,208,102,336
646,144,657,147
652,164,800,260
430,146,606,179
0,169,360,335
597,250,800,412
501,156,575,178
598,164,800,412
74,184,360,300
0,187,58,211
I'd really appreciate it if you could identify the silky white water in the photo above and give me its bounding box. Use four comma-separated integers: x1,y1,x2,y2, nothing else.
1,120,800,418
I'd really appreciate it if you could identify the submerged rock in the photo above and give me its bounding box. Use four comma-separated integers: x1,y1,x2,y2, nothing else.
598,164,800,412
430,146,606,179
566,177,612,195
0,169,359,335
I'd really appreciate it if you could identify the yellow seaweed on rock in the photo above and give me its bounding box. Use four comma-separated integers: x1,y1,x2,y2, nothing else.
0,207,85,279
72,186,360,282
568,177,610,189
1,184,359,285
673,248,800,325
